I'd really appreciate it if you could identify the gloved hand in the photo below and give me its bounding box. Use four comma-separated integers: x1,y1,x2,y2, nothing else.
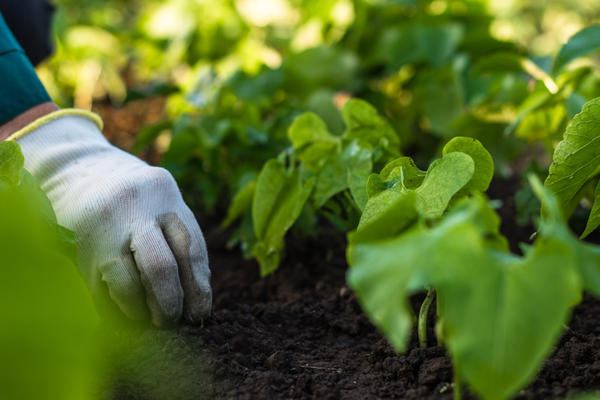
10,110,212,326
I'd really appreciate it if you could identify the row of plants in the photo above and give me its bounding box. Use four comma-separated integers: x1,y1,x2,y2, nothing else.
220,18,600,273
212,26,600,399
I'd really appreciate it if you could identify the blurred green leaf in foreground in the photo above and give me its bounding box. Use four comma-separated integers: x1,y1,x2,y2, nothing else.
0,141,98,399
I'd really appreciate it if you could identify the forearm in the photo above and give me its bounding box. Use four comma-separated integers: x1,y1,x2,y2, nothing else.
0,11,53,141
0,102,58,141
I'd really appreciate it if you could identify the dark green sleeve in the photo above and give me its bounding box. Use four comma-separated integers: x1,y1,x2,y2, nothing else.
0,12,51,125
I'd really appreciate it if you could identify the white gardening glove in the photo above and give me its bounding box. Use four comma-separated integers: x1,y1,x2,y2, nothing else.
9,110,212,326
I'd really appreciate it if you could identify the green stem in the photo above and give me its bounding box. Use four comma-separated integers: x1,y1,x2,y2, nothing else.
453,372,462,400
418,288,435,348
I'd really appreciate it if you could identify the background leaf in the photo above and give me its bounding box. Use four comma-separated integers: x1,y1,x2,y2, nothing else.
342,98,400,155
545,97,600,222
222,180,256,228
554,25,600,74
252,160,314,275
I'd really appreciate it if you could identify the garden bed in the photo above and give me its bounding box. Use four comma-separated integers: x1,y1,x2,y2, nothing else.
192,217,600,399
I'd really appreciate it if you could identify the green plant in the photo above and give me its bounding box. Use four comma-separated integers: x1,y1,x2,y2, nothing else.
345,96,600,399
349,136,495,346
348,174,600,400
0,142,99,399
224,98,400,275
545,97,600,237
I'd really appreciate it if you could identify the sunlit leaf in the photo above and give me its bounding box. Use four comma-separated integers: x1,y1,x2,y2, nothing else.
442,137,494,193
545,97,600,225
554,25,600,74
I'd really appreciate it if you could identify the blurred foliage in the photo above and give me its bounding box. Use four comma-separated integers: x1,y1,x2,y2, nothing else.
488,0,600,55
0,141,98,399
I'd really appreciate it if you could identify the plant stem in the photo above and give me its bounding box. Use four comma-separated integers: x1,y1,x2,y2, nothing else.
454,373,462,400
418,288,435,348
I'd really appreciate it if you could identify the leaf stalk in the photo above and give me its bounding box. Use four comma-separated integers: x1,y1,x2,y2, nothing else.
418,288,436,348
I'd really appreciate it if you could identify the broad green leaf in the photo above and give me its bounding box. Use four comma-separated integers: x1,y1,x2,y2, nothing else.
532,175,600,296
348,223,431,353
19,169,60,228
348,169,371,211
0,141,24,186
365,174,388,198
370,25,420,69
379,157,426,189
566,92,587,118
441,236,580,400
472,53,558,94
284,46,359,91
252,241,282,277
222,180,256,228
571,242,600,297
582,181,600,238
342,99,400,155
314,155,348,207
416,64,464,137
358,187,408,230
370,22,463,69
554,25,600,74
0,141,99,400
227,67,283,102
344,143,373,211
545,97,600,219
357,150,478,243
350,152,474,241
515,102,567,141
415,152,474,218
288,112,338,149
365,158,426,199
443,137,494,193
288,112,340,171
350,190,418,243
252,160,314,275
313,141,373,208
0,143,57,226
414,23,464,67
472,52,530,75
305,89,346,135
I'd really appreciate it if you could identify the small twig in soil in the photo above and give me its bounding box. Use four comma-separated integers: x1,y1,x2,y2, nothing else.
231,360,250,371
298,361,342,374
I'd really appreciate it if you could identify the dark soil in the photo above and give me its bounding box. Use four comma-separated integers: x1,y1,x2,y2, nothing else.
183,221,600,400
